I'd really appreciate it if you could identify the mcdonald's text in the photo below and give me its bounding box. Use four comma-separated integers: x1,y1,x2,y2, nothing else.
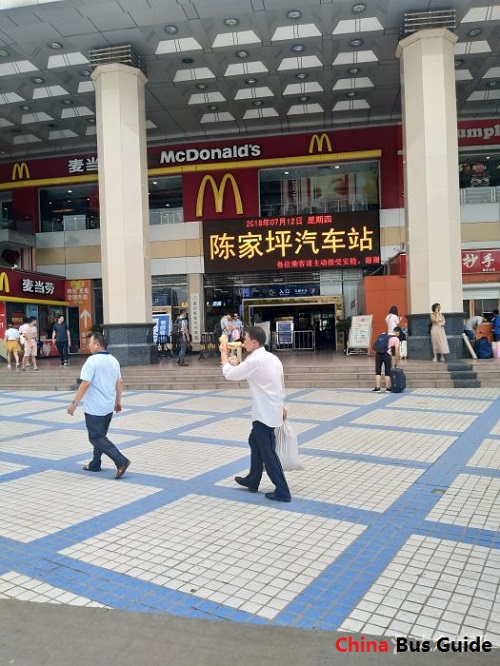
160,143,261,164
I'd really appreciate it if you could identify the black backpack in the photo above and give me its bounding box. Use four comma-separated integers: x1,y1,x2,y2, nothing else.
372,333,390,354
214,320,223,339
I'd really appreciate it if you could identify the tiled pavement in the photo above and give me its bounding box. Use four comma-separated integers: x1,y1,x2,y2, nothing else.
0,386,499,653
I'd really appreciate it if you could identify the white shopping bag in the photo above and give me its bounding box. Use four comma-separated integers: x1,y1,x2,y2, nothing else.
275,420,304,471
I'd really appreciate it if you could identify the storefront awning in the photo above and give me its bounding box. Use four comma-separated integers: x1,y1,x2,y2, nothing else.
0,296,70,306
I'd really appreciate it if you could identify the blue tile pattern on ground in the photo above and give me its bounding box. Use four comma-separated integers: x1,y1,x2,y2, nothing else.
0,387,499,641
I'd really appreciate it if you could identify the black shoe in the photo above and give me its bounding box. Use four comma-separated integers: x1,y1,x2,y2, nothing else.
83,464,101,472
386,386,392,392
235,476,258,493
372,387,381,392
178,362,189,366
265,492,291,503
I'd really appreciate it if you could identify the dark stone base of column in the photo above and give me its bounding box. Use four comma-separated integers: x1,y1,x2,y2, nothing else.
103,323,156,366
407,312,466,361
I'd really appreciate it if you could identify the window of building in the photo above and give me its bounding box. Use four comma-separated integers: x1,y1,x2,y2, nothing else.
0,191,12,230
149,176,183,225
152,274,188,319
459,150,500,203
259,161,379,216
39,184,99,232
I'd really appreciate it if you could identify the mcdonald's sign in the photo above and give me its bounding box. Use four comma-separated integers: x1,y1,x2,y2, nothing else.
308,133,333,154
11,162,31,181
0,272,10,293
196,174,243,217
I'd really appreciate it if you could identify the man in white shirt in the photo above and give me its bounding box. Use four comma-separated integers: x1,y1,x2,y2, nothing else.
67,332,130,479
220,325,291,502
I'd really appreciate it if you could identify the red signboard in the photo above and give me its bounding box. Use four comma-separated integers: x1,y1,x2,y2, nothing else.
0,268,66,301
461,249,500,274
203,211,380,273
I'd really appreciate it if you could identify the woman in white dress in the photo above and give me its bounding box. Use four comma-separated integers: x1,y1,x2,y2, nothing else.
385,306,401,334
430,303,449,362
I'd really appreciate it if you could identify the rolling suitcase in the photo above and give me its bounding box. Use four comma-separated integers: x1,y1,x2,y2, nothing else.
390,367,406,393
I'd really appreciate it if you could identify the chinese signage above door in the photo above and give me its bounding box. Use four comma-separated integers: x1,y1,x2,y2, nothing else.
203,211,380,274
461,249,500,274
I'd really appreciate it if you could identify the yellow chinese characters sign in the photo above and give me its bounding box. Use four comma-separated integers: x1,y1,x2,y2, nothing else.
203,211,380,273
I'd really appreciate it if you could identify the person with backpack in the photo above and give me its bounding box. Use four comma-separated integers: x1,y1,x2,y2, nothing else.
372,326,401,392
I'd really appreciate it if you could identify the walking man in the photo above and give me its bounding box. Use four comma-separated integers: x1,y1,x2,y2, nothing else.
220,325,291,502
67,332,130,479
52,314,71,365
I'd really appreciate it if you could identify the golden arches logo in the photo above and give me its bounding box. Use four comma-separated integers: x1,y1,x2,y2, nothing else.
196,174,243,217
11,162,31,181
308,133,333,154
0,272,10,293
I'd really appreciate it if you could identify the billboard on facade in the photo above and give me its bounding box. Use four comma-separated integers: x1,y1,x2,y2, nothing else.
202,210,380,274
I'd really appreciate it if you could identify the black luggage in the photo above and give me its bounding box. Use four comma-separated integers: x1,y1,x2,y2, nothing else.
390,367,406,393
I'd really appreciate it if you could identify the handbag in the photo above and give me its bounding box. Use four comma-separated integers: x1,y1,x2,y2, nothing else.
275,420,304,471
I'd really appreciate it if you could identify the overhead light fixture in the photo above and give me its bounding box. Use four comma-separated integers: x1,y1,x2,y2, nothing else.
245,78,257,85
347,67,360,75
346,91,357,97
0,49,10,58
352,3,367,13
467,28,482,37
223,17,239,27
31,76,45,84
47,42,63,50
11,128,22,134
350,38,364,47
87,118,96,123
163,24,178,34
61,99,73,105
20,104,31,111
291,44,305,53
196,83,208,90
298,95,309,102
486,80,499,88
182,57,194,64
454,59,464,68
79,69,92,77
236,50,249,58
286,10,302,20
296,72,308,80
252,100,263,106
207,104,219,111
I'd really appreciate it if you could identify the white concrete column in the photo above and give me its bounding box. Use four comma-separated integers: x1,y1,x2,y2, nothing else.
92,63,154,364
396,29,463,315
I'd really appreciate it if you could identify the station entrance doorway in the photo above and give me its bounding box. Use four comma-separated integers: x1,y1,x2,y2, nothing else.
243,295,343,351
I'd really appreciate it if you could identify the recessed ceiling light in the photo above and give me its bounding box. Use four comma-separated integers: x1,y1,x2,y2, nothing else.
87,118,96,123
61,99,73,105
208,104,219,111
79,69,91,77
164,24,178,34
454,59,464,68
47,42,63,50
350,38,364,47
347,67,360,75
351,3,367,13
486,80,499,88
252,100,263,106
31,76,45,84
48,123,58,128
196,83,208,90
236,50,249,59
346,91,357,97
11,128,22,134
292,44,306,54
245,78,257,85
223,17,239,27
467,28,482,37
0,49,10,58
298,95,309,102
182,57,194,64
296,72,308,80
20,105,31,111
286,10,302,20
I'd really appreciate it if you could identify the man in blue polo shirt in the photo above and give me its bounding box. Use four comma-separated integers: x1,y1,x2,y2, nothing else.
67,332,130,479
